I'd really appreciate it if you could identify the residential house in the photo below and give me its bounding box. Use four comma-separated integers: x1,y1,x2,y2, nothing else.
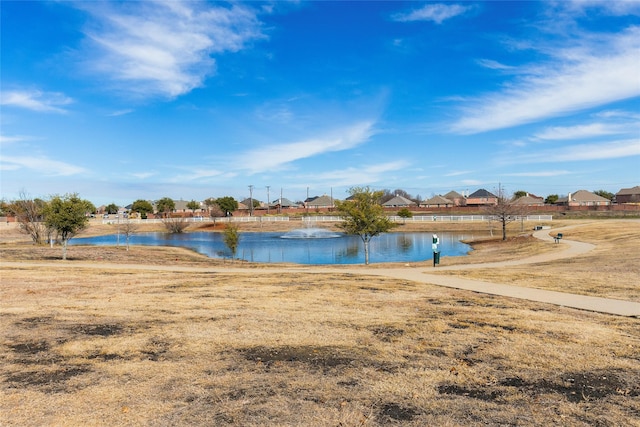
269,197,300,209
465,189,498,206
513,193,545,206
443,190,466,206
305,195,335,209
557,190,611,206
421,195,454,208
382,195,416,207
615,186,640,204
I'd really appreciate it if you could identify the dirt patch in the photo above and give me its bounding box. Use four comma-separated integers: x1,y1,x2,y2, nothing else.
9,340,49,355
15,316,54,328
141,337,172,361
438,370,638,404
70,323,124,337
378,402,420,422
438,384,503,401
240,345,359,370
4,365,91,393
370,325,405,342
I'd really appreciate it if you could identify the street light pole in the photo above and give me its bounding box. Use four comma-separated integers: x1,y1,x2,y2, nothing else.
249,185,254,217
266,186,270,215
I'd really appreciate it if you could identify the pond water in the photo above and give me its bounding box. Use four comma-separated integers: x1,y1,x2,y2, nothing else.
70,231,474,265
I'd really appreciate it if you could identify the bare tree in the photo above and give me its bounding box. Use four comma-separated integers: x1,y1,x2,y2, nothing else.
162,216,189,233
8,191,48,244
120,219,138,251
483,185,528,241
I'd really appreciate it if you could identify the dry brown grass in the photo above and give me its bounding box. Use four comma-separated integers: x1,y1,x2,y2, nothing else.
433,220,640,301
1,219,639,426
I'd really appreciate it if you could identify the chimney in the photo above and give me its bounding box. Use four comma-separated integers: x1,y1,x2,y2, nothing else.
568,192,572,202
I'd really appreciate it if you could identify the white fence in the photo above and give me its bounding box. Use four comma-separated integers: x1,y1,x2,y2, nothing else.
103,214,551,225
388,215,553,222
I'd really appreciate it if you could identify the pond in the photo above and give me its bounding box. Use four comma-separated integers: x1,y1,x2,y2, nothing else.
70,231,474,265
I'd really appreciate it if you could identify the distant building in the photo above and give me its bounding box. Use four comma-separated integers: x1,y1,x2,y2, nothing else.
466,189,498,206
513,193,545,206
270,198,300,209
382,195,416,207
556,190,611,206
616,186,640,204
305,195,335,209
421,195,454,208
443,190,466,206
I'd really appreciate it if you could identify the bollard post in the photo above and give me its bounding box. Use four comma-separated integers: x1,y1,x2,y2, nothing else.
432,234,440,267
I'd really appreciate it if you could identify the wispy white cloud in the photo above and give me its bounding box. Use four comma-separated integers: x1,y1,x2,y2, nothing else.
129,172,157,180
504,170,571,177
534,123,627,140
476,59,515,71
557,0,640,17
79,1,265,99
444,170,473,177
168,168,231,183
392,3,472,24
594,109,640,120
0,90,72,113
505,139,640,164
237,121,377,174
0,134,33,145
295,161,409,189
450,27,640,134
107,109,134,117
1,155,87,176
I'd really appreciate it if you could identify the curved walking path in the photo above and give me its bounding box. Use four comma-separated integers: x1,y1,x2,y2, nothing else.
2,226,638,317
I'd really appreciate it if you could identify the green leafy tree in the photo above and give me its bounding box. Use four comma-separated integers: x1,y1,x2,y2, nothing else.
593,190,614,201
186,200,200,215
397,207,413,224
105,203,119,214
334,186,396,265
131,200,154,219
514,191,528,199
223,223,240,261
215,196,238,216
156,197,175,218
544,194,559,204
44,193,92,259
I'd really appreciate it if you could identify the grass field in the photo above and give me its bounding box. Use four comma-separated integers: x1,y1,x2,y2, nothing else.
1,219,639,426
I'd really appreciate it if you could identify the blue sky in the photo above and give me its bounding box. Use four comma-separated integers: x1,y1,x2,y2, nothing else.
1,1,639,206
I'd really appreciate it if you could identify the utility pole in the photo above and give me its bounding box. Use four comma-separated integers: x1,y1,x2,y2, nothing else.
279,188,283,214
248,185,254,217
266,186,270,215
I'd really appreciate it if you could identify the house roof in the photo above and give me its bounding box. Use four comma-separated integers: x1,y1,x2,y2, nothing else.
443,190,464,200
571,190,610,202
382,195,416,207
513,195,544,205
270,197,299,208
305,195,335,207
616,186,640,196
468,188,496,198
422,195,453,205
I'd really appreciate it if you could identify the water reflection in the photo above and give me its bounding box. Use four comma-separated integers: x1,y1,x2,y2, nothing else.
71,231,472,265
